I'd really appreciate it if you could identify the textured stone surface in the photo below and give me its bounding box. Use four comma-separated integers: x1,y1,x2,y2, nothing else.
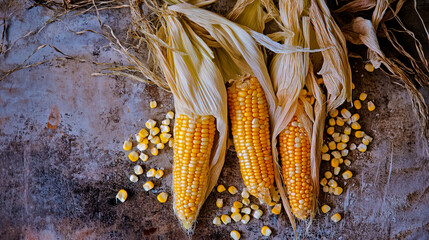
0,1,428,239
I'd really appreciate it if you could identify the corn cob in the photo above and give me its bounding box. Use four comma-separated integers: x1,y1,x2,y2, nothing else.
227,76,275,203
278,116,313,220
173,114,216,229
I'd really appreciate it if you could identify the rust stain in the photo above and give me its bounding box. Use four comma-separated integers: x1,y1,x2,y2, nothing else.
47,105,61,130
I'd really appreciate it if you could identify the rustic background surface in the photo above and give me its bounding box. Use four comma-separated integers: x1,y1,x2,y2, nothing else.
1,1,428,239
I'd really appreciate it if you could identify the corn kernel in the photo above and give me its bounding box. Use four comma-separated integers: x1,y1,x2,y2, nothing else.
253,209,263,219
327,127,335,135
352,82,355,89
339,158,344,164
364,135,373,142
354,100,362,110
150,127,160,136
241,189,250,199
221,215,231,224
139,153,149,162
261,226,272,236
324,171,333,179
155,169,164,179
344,159,351,166
134,165,143,175
230,230,241,240
334,167,341,175
272,203,281,215
331,213,342,222
321,204,331,213
250,204,259,210
368,101,376,111
233,201,243,209
154,142,164,150
357,143,367,152
322,153,331,161
268,202,276,207
166,111,175,119
351,122,361,130
231,212,242,222
342,170,353,179
323,185,329,192
168,138,174,147
241,214,250,224
350,143,357,150
135,134,144,143
145,119,156,129
331,158,340,168
150,147,159,156
344,126,351,135
217,185,226,193
160,125,170,133
116,189,127,203
322,144,329,153
331,151,341,159
337,142,347,150
129,174,138,183
213,216,221,226
328,141,337,150
128,151,139,162
149,101,157,108
160,133,171,143
137,143,148,151
329,109,339,118
365,63,374,72
341,109,352,118
216,198,223,208
333,133,341,142
341,134,349,143
336,118,345,126
228,186,238,195
157,192,168,203
320,178,328,186
142,138,149,144
139,128,149,138
231,207,239,213
123,140,132,151
329,118,336,126
359,93,368,102
362,138,370,145
242,198,250,206
143,181,154,191
241,207,251,215
350,113,359,123
328,179,338,188
341,149,349,157
334,187,343,195
161,119,170,125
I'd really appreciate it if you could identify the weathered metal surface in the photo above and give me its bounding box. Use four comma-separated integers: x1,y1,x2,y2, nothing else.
0,1,428,239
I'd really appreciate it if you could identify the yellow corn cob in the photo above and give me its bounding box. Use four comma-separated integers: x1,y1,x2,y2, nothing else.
278,116,314,220
173,114,216,229
227,77,275,203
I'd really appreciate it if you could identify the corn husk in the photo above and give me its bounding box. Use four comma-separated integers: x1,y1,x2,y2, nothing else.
129,0,228,232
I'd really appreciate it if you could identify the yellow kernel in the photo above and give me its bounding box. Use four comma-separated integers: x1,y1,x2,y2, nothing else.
231,207,239,213
357,143,367,152
351,122,361,130
331,213,342,222
354,100,362,110
253,209,263,219
241,214,250,224
228,186,238,195
129,174,138,183
329,109,339,118
320,178,328,186
341,149,349,157
241,207,251,215
329,118,336,126
146,168,156,177
322,153,331,161
261,226,272,237
337,142,347,151
322,144,329,153
160,125,170,133
323,185,329,192
334,167,341,175
135,134,144,143
328,179,338,188
161,119,170,125
213,216,221,226
250,204,259,210
216,198,223,208
155,169,164,179
123,140,132,151
241,189,250,199
168,138,174,147
344,126,351,135
336,118,345,126
151,147,159,156
324,171,333,179
331,158,340,168
116,189,127,203
166,111,175,119
341,134,349,143
145,119,156,129
368,101,376,111
340,109,352,118
351,113,360,122
342,170,353,180
150,136,161,144
138,128,149,138
331,151,341,159
327,127,335,135
271,203,281,215
217,185,226,193
143,181,154,191
156,143,165,149
139,153,149,162
359,93,368,101
242,198,250,206
328,141,336,150
157,192,168,203
221,215,231,224
160,132,171,143
352,83,355,89
333,133,341,142
150,101,157,108
344,159,351,166
230,230,241,240
231,212,242,222
364,63,374,72
128,151,139,162
334,187,343,195
133,165,143,175
355,131,365,138
362,138,370,145
321,204,331,213
150,127,160,136
233,201,243,209
137,143,148,151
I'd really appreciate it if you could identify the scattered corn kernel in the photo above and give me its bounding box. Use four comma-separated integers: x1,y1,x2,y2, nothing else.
217,185,226,193
139,128,149,138
354,99,362,110
241,189,250,199
241,214,250,224
350,143,357,150
143,181,154,191
332,151,341,159
230,230,241,240
328,179,338,188
145,119,156,129
368,101,376,111
216,198,223,208
341,134,349,143
344,126,351,135
160,125,170,133
351,122,361,130
337,142,347,151
242,198,250,206
339,158,344,164
323,185,329,192
149,101,157,108
359,93,368,101
228,186,238,195
139,153,149,162
329,118,336,126
213,216,221,226
342,170,353,179
320,178,328,186
334,167,341,175
241,207,251,215
344,159,351,166
336,118,345,126
322,144,329,153
166,111,175,119
231,207,239,213
272,204,281,215
233,201,243,209
322,153,331,161
128,151,139,162
135,134,144,143
155,169,164,179
268,202,276,207
328,141,337,150
134,165,143,175
231,212,242,222
137,143,148,151
146,169,156,177
116,189,127,203
350,113,360,122
357,143,367,152
329,109,339,118
159,133,171,144
341,149,349,157
168,138,174,147
334,187,343,195
150,136,161,145
324,171,333,179
150,147,159,156
129,174,138,183
333,133,341,142
321,204,331,213
364,63,374,72
364,135,373,142
123,140,132,151
331,213,342,222
327,127,335,135
162,119,170,125
253,209,263,219
261,226,272,237
352,82,355,89
157,192,168,203
156,143,164,149
150,127,160,136
362,138,370,145
331,158,340,168
341,109,352,118
221,215,231,224
250,204,259,210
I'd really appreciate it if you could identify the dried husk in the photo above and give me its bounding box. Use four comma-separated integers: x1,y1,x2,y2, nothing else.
129,0,228,232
